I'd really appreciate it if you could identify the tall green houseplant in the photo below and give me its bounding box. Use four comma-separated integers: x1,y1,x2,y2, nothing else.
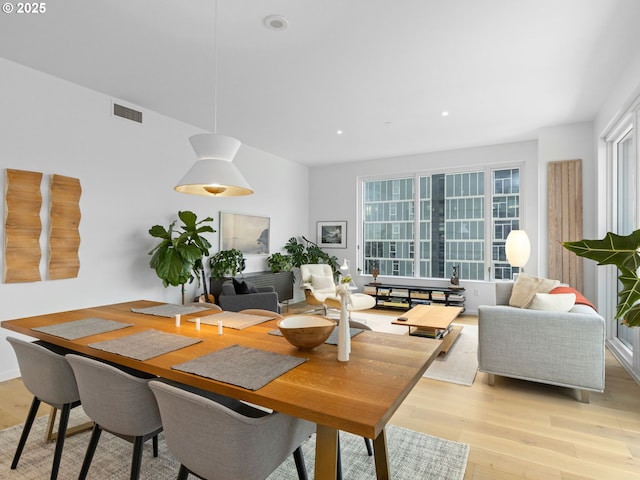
285,236,339,278
148,211,215,303
563,229,640,327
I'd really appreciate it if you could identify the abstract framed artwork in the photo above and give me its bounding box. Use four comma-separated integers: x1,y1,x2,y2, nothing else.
220,212,270,255
317,221,347,248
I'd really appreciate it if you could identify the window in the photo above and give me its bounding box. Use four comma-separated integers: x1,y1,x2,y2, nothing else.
604,94,640,379
362,167,521,281
491,168,521,280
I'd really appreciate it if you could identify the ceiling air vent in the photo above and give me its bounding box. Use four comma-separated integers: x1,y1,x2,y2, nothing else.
112,102,143,124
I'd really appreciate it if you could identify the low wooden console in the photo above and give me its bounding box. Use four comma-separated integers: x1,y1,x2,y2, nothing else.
364,282,465,311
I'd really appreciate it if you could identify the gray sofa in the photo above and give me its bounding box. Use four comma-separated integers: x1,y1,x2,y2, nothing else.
478,281,605,402
218,280,281,313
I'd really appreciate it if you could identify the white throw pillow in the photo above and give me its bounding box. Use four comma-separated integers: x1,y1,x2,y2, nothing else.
311,274,335,293
527,293,576,312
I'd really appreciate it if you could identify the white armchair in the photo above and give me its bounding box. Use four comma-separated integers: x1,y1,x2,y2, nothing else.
300,264,375,316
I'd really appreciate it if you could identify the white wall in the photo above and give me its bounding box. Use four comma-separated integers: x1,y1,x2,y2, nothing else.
0,58,309,380
308,140,539,314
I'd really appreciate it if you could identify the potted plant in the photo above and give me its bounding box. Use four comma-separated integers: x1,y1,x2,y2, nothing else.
209,248,245,280
563,229,640,326
266,252,292,273
148,211,214,304
284,236,339,277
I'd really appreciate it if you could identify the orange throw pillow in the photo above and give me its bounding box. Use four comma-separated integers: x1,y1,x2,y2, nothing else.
549,286,597,311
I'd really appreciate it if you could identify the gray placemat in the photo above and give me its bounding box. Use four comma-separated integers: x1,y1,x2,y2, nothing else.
88,329,202,361
130,304,210,318
172,344,307,391
31,317,134,340
269,327,363,345
189,311,275,330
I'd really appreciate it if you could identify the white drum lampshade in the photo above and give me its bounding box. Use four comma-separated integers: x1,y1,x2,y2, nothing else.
505,230,531,267
174,133,253,197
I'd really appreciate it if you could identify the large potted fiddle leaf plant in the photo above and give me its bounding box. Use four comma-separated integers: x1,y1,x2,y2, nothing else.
148,211,215,304
563,229,640,327
285,236,339,277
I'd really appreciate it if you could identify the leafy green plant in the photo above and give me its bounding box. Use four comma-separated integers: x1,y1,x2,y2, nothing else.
285,236,339,277
266,252,292,273
563,229,640,327
148,211,214,302
209,249,245,279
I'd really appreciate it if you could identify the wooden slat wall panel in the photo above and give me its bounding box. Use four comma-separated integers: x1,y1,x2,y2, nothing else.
48,174,81,279
547,159,583,291
4,169,43,283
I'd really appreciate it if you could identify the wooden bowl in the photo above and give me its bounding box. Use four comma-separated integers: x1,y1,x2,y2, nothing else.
277,315,337,350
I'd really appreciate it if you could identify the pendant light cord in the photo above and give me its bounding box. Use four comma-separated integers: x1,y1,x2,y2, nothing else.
213,0,218,134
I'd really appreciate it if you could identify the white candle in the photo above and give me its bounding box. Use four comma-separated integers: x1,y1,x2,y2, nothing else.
217,319,223,335
175,314,181,327
195,317,201,331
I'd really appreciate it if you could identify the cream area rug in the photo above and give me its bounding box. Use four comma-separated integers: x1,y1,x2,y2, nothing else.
421,325,478,386
0,410,470,479
350,312,479,386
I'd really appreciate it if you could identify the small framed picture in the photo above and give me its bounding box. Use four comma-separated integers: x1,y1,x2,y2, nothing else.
317,221,347,248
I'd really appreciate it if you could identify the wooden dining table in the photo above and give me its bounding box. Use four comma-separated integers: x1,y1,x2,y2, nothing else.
1,300,442,480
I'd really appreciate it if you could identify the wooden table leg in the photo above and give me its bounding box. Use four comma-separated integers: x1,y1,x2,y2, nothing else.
373,428,391,480
315,424,338,480
44,405,93,443
45,406,57,442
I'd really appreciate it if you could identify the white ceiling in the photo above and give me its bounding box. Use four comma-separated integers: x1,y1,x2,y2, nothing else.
1,0,640,166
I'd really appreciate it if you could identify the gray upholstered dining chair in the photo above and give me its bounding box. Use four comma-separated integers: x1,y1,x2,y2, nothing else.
6,337,84,480
148,380,316,480
66,354,163,480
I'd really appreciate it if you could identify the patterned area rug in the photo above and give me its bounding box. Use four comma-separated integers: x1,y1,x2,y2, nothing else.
0,410,469,479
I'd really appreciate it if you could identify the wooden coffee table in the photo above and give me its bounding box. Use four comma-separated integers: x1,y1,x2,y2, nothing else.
391,304,463,354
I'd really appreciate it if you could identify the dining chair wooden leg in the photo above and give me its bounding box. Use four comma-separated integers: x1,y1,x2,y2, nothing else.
293,446,308,480
79,424,102,480
44,404,93,443
152,434,159,457
50,403,72,480
11,396,41,469
130,436,145,480
337,434,343,480
177,464,190,480
364,437,373,456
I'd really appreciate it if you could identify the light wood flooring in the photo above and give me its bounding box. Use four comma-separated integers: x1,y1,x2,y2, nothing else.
2,307,639,479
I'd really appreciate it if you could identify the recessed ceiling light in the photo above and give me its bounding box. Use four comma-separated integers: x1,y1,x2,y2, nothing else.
442,111,449,117
264,15,288,31
336,130,344,135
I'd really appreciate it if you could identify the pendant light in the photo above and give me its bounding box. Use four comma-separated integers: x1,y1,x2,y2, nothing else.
174,0,253,197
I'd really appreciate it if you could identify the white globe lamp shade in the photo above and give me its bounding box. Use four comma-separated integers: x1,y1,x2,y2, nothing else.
505,230,531,267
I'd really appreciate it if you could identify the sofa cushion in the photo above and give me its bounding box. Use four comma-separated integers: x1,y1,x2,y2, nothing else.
509,273,560,308
527,292,576,312
232,278,258,294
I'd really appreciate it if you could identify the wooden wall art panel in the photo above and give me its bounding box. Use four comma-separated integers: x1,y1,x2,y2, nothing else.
48,174,81,280
4,169,43,283
547,159,583,292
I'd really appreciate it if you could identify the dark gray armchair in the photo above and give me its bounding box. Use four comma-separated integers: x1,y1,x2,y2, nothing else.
218,280,281,313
